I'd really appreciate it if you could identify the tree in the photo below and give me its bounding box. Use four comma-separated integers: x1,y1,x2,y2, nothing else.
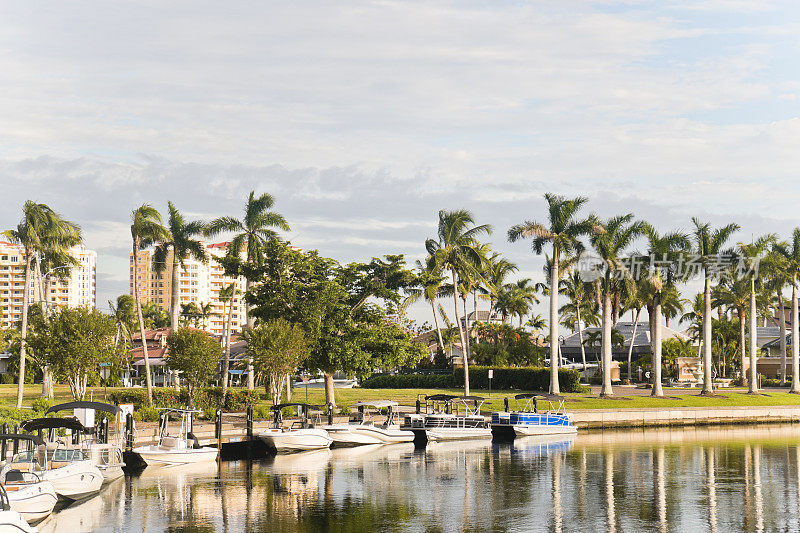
426,210,492,397
180,302,202,327
559,271,598,373
205,190,290,391
508,194,593,395
245,319,307,405
405,260,449,355
692,218,740,394
763,247,791,383
109,295,137,348
4,201,81,408
642,227,690,396
218,282,238,400
712,277,750,385
774,228,800,393
153,202,207,330
590,214,647,396
620,277,648,383
482,253,518,325
165,328,221,408
30,307,117,401
131,204,170,405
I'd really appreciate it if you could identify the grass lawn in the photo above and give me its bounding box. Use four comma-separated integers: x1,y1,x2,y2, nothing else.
5,384,800,414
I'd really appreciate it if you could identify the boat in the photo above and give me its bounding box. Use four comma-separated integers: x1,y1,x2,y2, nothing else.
322,401,414,446
491,394,578,439
258,403,333,453
0,484,37,533
292,377,358,389
132,408,219,466
0,435,58,524
45,401,125,483
401,395,492,444
9,417,103,501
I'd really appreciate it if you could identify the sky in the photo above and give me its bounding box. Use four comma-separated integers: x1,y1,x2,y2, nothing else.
1,0,799,328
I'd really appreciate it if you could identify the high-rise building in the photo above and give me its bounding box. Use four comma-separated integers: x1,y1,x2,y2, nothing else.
129,242,247,337
0,242,97,328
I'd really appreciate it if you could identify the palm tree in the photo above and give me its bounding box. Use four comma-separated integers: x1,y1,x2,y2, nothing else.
590,214,647,396
736,235,775,393
620,277,648,383
426,209,492,396
643,227,691,397
712,277,749,385
774,228,800,393
4,202,81,408
218,282,238,400
559,272,599,373
763,247,791,383
482,253,518,322
405,260,449,355
131,204,170,404
154,202,208,329
508,194,593,395
692,218,740,394
196,301,217,330
206,191,290,390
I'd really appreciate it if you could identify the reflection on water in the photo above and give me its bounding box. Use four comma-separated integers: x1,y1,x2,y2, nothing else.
34,424,800,532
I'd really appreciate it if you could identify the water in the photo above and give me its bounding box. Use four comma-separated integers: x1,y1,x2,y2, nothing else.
36,424,800,532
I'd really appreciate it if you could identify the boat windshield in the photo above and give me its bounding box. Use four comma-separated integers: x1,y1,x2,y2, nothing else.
11,451,35,464
52,448,88,462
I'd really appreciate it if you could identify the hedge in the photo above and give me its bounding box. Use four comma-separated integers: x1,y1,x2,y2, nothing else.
454,366,584,393
360,374,454,389
109,387,257,414
361,366,583,393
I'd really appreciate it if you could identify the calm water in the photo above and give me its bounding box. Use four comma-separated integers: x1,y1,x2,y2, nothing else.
35,424,800,532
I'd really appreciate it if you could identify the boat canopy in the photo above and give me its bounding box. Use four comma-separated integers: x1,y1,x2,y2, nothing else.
46,401,121,416
154,408,204,414
514,393,565,402
0,434,45,446
349,400,398,409
21,417,87,433
425,394,460,401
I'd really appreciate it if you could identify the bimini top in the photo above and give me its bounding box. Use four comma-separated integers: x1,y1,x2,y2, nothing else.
0,434,45,446
46,401,120,416
271,403,319,411
426,394,485,403
154,408,204,414
349,400,398,409
21,417,87,433
514,393,565,402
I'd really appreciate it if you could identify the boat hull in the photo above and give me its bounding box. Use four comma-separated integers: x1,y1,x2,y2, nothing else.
5,481,58,523
0,510,36,532
512,424,578,437
259,429,333,453
324,425,415,446
425,428,493,442
132,445,219,466
41,461,103,501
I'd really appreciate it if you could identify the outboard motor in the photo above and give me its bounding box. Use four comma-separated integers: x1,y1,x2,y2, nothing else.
504,398,509,412
186,431,201,449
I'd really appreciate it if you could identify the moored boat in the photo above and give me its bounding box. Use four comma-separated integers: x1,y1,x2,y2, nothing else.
0,484,36,533
322,400,414,446
0,435,58,524
45,401,125,483
259,403,332,453
132,408,219,466
491,394,578,440
402,395,492,444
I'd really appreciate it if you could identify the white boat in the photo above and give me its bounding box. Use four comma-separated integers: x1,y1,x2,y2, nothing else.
133,408,219,466
11,418,103,501
323,401,414,446
293,377,358,389
0,435,58,524
45,401,126,484
402,395,492,443
258,403,333,453
491,394,578,439
0,485,36,533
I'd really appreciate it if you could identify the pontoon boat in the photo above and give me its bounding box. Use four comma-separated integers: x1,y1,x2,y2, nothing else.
323,401,414,446
402,395,492,444
491,394,577,439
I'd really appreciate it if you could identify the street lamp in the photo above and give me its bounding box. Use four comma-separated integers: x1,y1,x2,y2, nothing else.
558,335,565,368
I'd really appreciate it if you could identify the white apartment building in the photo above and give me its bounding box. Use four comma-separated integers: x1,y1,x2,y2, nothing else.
0,242,97,328
129,242,247,337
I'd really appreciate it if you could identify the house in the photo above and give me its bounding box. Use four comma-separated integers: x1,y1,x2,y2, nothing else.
559,321,692,363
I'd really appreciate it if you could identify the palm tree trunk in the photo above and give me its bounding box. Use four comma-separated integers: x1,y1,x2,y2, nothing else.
577,301,587,375
793,282,800,393
170,255,180,329
779,297,787,384
702,275,714,394
600,288,613,397
16,253,32,409
245,277,255,391
628,308,641,383
462,296,471,363
549,252,560,395
749,285,758,393
132,239,154,405
472,289,479,342
221,297,234,401
451,270,469,396
739,312,747,388
651,295,663,397
324,372,336,407
430,300,446,355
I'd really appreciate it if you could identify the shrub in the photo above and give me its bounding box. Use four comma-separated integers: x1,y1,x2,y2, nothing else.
0,407,34,429
760,377,790,388
110,387,257,413
253,405,272,419
0,374,13,385
134,407,160,422
360,373,454,389
31,397,51,414
453,366,584,393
